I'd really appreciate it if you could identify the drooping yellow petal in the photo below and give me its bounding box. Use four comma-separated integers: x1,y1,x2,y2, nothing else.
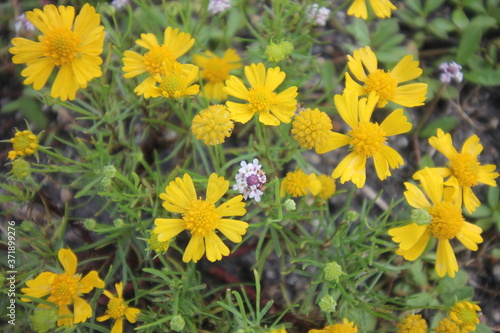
395,228,431,261
154,218,186,242
51,64,79,101
73,296,93,324
125,307,141,323
111,319,123,333
259,110,281,126
57,305,73,327
435,239,458,278
332,152,367,188
344,72,367,96
347,0,368,19
204,232,230,262
369,0,397,18
462,186,481,214
456,221,483,251
20,57,55,90
183,234,205,263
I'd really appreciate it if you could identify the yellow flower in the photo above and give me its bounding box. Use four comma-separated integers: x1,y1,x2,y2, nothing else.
267,327,287,333
97,282,141,333
449,301,481,333
191,104,234,145
194,49,242,100
21,248,105,327
280,169,321,197
344,46,427,108
154,173,248,263
388,168,483,278
317,174,336,200
224,63,298,126
309,318,358,333
347,0,397,19
141,61,199,99
8,129,39,160
323,91,412,188
396,314,427,333
9,4,105,101
435,317,461,333
422,129,499,214
291,108,337,153
122,26,195,96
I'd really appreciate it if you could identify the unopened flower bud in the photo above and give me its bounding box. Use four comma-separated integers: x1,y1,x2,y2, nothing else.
113,218,124,227
324,261,344,282
30,307,58,333
11,158,31,180
83,218,96,231
170,314,185,331
318,294,337,312
346,210,359,222
284,199,296,211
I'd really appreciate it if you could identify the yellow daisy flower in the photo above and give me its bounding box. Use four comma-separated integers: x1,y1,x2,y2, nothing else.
8,129,39,160
154,173,248,263
388,168,483,278
449,301,481,333
122,26,195,96
141,61,199,99
422,129,499,214
317,174,336,201
344,46,427,108
191,104,234,145
347,0,397,19
280,169,321,197
435,317,461,333
224,63,298,126
21,248,105,327
9,4,105,101
291,108,337,153
309,318,358,333
97,282,141,333
194,49,242,100
322,91,412,188
396,314,427,333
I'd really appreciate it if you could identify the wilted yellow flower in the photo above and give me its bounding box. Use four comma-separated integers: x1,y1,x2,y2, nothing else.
291,108,336,153
344,46,427,108
347,0,397,19
9,4,105,101
280,169,321,197
194,49,241,100
396,314,427,333
309,318,358,333
21,249,104,327
8,130,39,160
191,104,234,145
388,168,483,278
97,282,140,333
154,173,248,262
449,301,481,333
224,63,298,126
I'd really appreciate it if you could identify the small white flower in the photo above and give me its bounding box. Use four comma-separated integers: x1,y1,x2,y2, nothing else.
233,159,267,202
306,3,331,26
208,0,232,14
111,0,130,10
439,61,463,84
15,13,35,34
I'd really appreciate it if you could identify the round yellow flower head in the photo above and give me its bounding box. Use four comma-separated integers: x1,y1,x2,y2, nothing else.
8,130,39,160
449,301,481,333
11,158,31,180
97,282,141,333
317,174,336,200
280,169,321,197
435,317,461,333
291,108,335,152
147,231,171,254
309,318,358,333
191,104,234,145
396,314,427,333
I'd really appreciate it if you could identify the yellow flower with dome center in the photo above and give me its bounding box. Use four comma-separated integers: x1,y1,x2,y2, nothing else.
154,173,248,263
291,108,337,153
309,318,358,333
388,168,483,278
194,49,242,100
344,46,427,108
191,104,234,145
122,27,195,97
421,129,499,214
9,4,105,101
224,63,298,126
280,169,321,197
449,301,481,333
8,129,39,160
141,61,199,99
396,314,427,333
21,248,104,327
347,0,397,19
97,282,140,333
321,91,412,188
435,317,461,333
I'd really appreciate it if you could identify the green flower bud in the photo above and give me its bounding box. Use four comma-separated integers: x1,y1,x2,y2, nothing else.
103,165,116,179
30,307,57,333
265,42,286,63
148,231,171,254
279,41,294,55
101,176,112,188
284,199,296,211
21,221,34,232
324,261,344,282
113,218,124,227
318,294,337,313
83,218,96,231
346,210,359,222
170,314,185,332
411,208,431,225
11,158,31,180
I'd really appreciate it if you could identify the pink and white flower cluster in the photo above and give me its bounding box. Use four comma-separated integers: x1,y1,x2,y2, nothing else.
233,159,267,202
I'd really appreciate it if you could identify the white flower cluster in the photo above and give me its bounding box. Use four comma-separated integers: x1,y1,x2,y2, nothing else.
439,61,463,84
208,0,232,14
233,159,267,202
15,14,35,34
306,3,331,26
111,0,130,10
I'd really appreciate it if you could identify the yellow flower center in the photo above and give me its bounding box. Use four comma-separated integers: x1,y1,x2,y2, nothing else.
248,86,276,114
349,122,386,157
450,301,481,331
202,58,230,82
291,108,333,150
49,274,78,306
397,314,428,333
450,153,480,187
191,105,234,145
106,297,127,320
183,199,220,236
42,28,81,66
159,74,184,98
10,130,39,157
428,202,464,239
365,69,397,105
282,170,310,197
143,46,175,75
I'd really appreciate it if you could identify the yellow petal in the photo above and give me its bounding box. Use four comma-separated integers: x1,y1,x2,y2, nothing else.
316,132,351,154
122,51,147,78
332,152,366,188
435,239,458,278
217,219,249,243
245,63,266,87
224,76,249,100
428,129,457,161
135,33,159,50
456,221,483,251
20,56,54,90
395,227,431,261
125,307,141,323
347,0,368,19
163,27,194,58
160,174,197,213
390,55,422,83
462,186,480,214
389,223,430,251
478,164,499,186
111,319,123,333
226,102,254,124
369,0,397,18
97,314,110,322
380,108,412,136
344,72,367,96
334,92,359,130
9,38,45,64
403,182,430,209
73,296,92,323
74,3,101,38
21,272,56,300
258,110,281,126
58,249,77,276
183,234,205,263
206,173,229,204
51,64,79,101
392,83,428,107
204,232,230,262
216,195,246,217
78,270,104,292
416,168,444,206
57,305,73,327
154,218,186,242
461,134,482,156
264,66,286,91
